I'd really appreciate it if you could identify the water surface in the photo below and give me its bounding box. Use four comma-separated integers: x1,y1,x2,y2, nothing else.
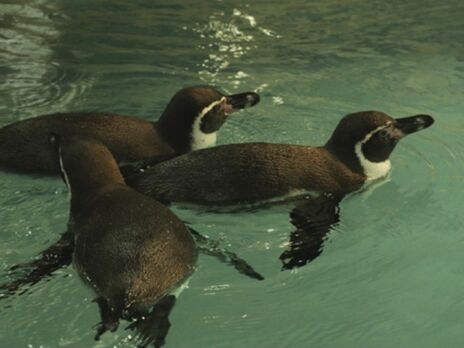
1,0,463,347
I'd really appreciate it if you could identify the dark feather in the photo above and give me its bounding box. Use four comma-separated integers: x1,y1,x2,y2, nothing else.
119,153,180,178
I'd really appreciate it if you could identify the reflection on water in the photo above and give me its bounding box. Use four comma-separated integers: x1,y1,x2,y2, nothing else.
1,0,464,347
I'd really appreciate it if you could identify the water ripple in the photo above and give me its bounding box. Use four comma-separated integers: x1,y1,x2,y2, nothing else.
192,8,281,89
0,0,463,347
0,2,96,122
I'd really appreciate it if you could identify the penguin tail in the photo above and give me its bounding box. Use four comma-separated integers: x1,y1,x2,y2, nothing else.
93,296,122,341
0,231,74,297
126,295,177,348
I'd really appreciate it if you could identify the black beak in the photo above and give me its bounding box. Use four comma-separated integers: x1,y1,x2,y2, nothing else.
226,92,260,110
394,114,434,136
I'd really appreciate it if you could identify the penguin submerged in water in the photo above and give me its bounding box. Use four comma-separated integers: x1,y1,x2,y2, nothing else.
28,135,261,347
127,111,434,204
0,110,434,278
52,135,198,347
0,86,260,175
0,136,262,302
125,110,434,268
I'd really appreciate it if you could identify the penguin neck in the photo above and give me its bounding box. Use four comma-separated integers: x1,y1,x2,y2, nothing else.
155,99,222,153
354,142,391,181
155,109,193,154
190,100,221,151
353,125,393,181
325,139,392,181
70,184,125,218
65,168,125,216
324,140,365,176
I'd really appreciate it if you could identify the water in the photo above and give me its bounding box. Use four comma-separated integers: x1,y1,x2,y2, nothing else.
0,0,463,347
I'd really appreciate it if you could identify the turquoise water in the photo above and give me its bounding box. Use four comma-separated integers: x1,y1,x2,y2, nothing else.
1,0,463,347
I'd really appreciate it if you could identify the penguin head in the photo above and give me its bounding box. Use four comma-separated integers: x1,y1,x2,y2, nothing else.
326,111,434,180
49,134,124,194
157,86,260,153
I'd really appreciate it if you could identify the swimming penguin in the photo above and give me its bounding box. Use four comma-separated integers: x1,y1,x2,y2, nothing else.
0,111,435,278
126,111,434,204
0,134,263,298
124,111,434,269
0,86,260,175
51,134,197,347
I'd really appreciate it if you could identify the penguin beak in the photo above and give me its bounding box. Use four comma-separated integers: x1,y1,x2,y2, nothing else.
224,92,260,114
394,114,434,137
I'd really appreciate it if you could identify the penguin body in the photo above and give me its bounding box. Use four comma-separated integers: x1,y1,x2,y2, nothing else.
127,111,434,205
0,86,259,174
128,143,364,205
56,135,197,346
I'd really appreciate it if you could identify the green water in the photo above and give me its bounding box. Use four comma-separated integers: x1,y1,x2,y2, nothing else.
1,0,463,347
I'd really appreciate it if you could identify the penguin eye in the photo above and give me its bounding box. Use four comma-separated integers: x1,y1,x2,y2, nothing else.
377,129,390,140
205,104,222,117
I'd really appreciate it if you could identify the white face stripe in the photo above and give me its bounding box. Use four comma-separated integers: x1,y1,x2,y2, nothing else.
58,146,72,196
191,97,226,151
354,123,392,181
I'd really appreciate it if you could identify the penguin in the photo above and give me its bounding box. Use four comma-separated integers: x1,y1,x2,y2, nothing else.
126,111,434,204
0,111,435,278
52,134,197,347
0,86,260,175
124,111,434,269
0,134,263,300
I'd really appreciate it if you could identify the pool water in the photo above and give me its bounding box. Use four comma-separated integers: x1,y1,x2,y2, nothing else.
1,0,463,347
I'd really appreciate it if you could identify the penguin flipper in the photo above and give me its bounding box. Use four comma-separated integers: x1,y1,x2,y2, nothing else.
119,153,180,178
188,227,264,281
0,231,74,297
279,193,343,270
0,224,264,298
127,295,176,348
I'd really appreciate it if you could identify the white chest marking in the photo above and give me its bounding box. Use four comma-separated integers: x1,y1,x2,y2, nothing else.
191,98,225,151
354,124,392,181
